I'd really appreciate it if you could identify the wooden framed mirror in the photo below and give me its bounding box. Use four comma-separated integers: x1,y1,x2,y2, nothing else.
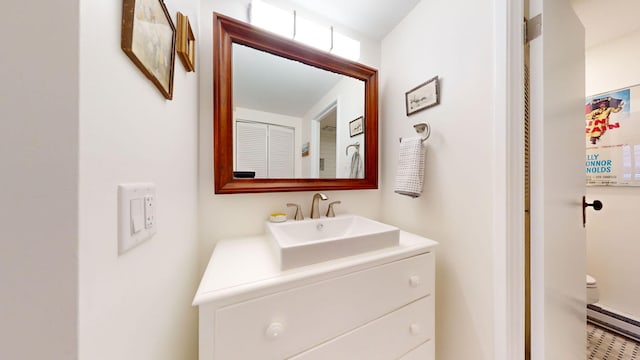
213,13,378,194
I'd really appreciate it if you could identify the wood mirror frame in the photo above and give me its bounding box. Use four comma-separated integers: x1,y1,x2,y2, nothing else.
213,13,378,194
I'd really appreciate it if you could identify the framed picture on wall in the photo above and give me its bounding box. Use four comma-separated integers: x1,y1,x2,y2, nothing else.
349,116,364,137
176,12,196,72
121,0,176,99
405,76,440,115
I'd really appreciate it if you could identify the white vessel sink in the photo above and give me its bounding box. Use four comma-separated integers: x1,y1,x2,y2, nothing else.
267,215,400,270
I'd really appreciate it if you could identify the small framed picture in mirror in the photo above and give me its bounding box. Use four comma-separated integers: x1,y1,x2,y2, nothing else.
349,116,364,137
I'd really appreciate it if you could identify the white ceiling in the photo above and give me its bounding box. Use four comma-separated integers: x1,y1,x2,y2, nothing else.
233,44,344,117
571,0,640,48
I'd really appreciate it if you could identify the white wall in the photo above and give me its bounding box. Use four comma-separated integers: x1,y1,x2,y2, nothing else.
3,1,200,358
380,1,496,359
1,1,79,359
585,29,640,320
76,0,200,359
303,77,366,178
198,0,383,267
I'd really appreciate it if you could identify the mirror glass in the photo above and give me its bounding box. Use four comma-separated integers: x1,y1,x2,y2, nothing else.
233,43,366,179
214,13,378,193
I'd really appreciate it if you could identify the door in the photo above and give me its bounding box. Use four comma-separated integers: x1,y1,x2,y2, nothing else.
528,0,586,359
267,125,295,178
236,121,295,178
236,121,268,178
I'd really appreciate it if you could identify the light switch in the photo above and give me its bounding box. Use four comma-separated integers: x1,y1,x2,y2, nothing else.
118,183,157,255
131,198,144,233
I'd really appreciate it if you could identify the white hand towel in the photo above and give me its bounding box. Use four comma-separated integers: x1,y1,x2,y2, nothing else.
394,137,425,198
349,151,363,178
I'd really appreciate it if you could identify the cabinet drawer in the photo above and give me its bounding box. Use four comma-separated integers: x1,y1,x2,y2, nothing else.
214,252,434,359
399,339,435,360
289,295,433,360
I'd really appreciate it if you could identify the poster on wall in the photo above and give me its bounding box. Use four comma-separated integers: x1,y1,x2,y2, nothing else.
585,85,640,186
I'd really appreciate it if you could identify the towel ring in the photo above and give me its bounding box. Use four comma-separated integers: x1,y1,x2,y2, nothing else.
399,122,431,143
346,142,360,155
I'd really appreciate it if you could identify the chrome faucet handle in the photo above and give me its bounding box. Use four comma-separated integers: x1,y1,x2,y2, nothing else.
286,203,304,220
325,201,341,217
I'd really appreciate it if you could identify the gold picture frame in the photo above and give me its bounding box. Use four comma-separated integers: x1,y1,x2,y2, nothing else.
121,0,176,99
176,12,196,72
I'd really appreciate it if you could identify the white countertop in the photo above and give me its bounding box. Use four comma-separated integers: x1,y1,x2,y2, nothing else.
193,230,438,307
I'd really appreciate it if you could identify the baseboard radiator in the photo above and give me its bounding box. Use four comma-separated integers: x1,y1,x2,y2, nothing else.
588,304,640,342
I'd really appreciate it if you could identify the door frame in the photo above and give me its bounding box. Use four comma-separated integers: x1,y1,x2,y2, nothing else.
493,0,526,359
311,101,338,178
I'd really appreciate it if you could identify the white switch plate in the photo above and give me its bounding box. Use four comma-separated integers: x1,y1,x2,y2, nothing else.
118,183,156,255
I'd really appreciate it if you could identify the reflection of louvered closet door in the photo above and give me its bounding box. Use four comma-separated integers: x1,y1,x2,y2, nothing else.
236,121,294,178
268,125,294,178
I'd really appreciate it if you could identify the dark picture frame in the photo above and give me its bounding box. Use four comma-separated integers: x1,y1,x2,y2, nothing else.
121,0,176,99
405,76,440,115
349,116,364,137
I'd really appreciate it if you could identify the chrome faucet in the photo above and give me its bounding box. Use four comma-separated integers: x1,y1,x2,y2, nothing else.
310,193,328,219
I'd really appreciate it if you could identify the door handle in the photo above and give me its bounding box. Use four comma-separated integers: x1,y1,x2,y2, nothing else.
582,196,603,227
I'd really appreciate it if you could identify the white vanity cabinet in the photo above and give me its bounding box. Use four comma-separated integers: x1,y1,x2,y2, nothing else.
193,231,437,360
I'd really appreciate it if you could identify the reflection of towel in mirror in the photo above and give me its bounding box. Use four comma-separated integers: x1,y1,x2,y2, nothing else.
394,137,425,198
350,151,363,178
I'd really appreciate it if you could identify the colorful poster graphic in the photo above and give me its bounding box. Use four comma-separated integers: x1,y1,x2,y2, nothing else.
585,86,640,186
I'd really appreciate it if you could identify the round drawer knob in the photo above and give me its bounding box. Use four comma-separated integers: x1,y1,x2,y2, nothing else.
410,323,421,335
265,322,284,339
409,275,421,288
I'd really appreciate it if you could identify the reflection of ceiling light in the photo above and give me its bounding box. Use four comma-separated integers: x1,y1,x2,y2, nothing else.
250,0,360,61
